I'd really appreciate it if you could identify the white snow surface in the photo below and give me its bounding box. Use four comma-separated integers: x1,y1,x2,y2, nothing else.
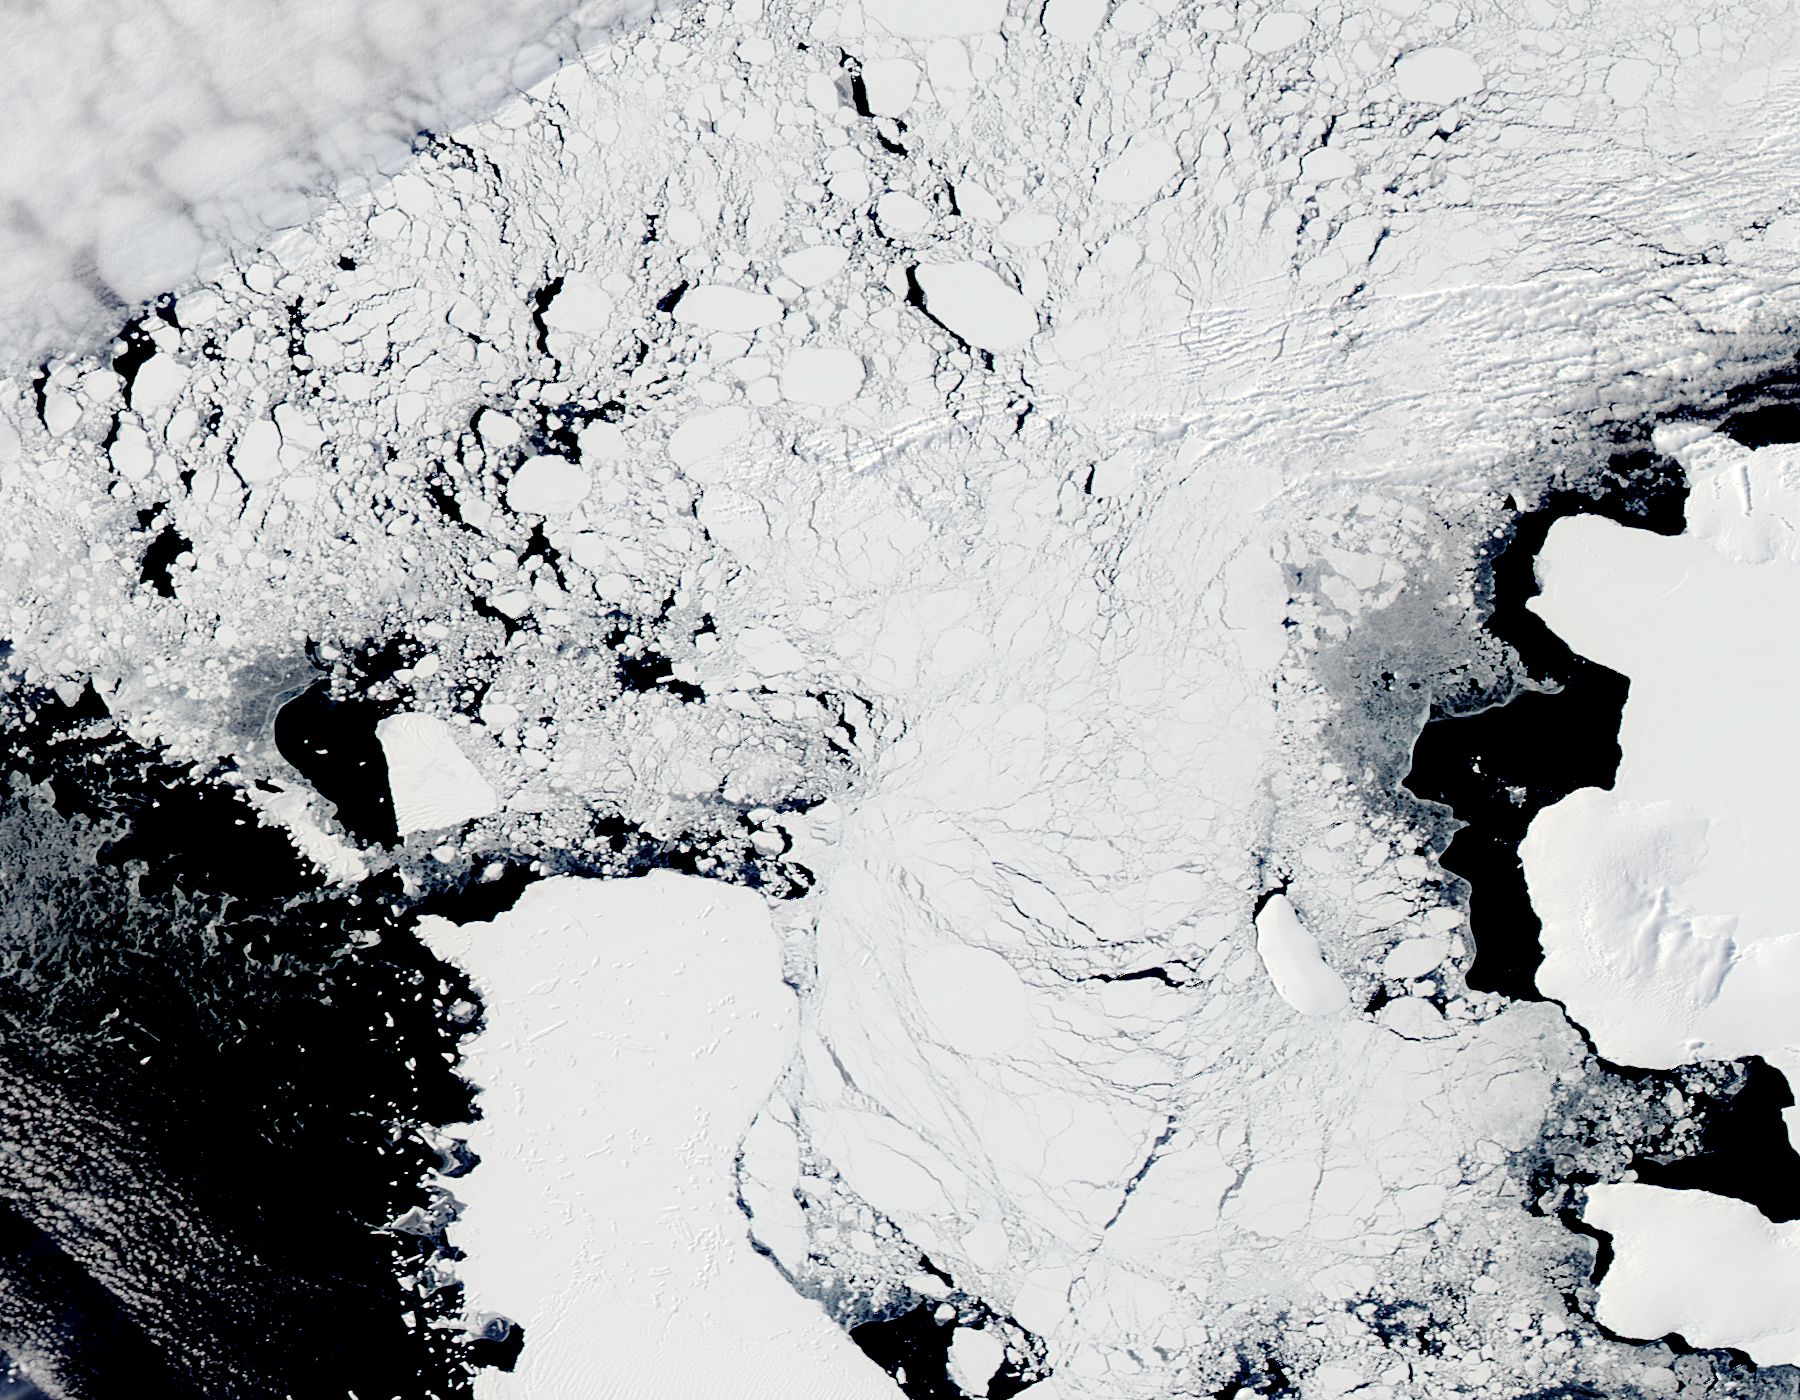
914,261,1037,351
0,0,677,366
506,454,591,515
1523,431,1800,1365
1586,1184,1800,1364
1254,894,1351,1016
376,713,500,835
1392,46,1485,104
1525,434,1800,1107
421,873,899,1400
1,0,1797,1394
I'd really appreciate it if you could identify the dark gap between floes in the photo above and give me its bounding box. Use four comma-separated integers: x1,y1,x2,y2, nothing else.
1629,1057,1800,1221
273,679,398,846
1402,446,1687,1002
851,1301,1046,1400
1405,416,1800,1254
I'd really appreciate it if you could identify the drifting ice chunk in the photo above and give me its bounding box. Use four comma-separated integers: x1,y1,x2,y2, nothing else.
233,418,281,484
861,59,920,116
782,346,865,406
376,714,498,836
1394,46,1484,104
1043,0,1109,42
669,406,751,474
779,245,850,288
506,454,589,515
1247,11,1310,54
915,261,1037,352
1095,136,1181,206
673,284,783,332
540,271,614,334
948,1327,1006,1397
1254,894,1350,1016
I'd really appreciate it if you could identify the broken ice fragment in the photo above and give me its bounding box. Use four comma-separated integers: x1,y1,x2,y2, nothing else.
506,454,589,515
1254,894,1350,1016
232,418,281,484
540,271,614,334
782,346,865,406
861,58,919,116
1043,0,1109,42
1095,136,1181,206
914,261,1037,352
998,212,1061,248
1393,46,1485,104
779,245,850,288
376,714,499,836
947,1326,1006,1397
875,191,932,236
669,405,751,474
132,354,189,414
1247,11,1310,54
672,284,783,333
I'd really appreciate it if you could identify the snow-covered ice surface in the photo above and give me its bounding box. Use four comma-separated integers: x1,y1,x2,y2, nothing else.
1524,436,1800,1092
0,0,680,367
420,872,899,1399
1588,1184,1800,1367
4,0,1800,1397
1522,427,1800,1365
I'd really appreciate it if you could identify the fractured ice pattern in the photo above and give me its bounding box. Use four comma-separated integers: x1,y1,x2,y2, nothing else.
1,1,1800,1399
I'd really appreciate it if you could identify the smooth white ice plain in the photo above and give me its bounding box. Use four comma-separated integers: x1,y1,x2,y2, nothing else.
1392,46,1485,104
375,713,499,836
914,262,1038,352
1254,895,1351,1017
420,873,899,1400
506,454,592,516
12,0,1800,1389
0,0,675,365
1522,430,1800,1360
1586,1185,1800,1363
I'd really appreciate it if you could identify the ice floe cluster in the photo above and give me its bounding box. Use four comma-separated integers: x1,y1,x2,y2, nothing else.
4,0,1800,1396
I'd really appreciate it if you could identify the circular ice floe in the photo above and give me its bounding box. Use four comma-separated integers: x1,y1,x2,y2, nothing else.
1393,46,1485,104
782,346,865,407
540,271,614,334
875,191,932,235
914,260,1037,352
506,454,589,515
